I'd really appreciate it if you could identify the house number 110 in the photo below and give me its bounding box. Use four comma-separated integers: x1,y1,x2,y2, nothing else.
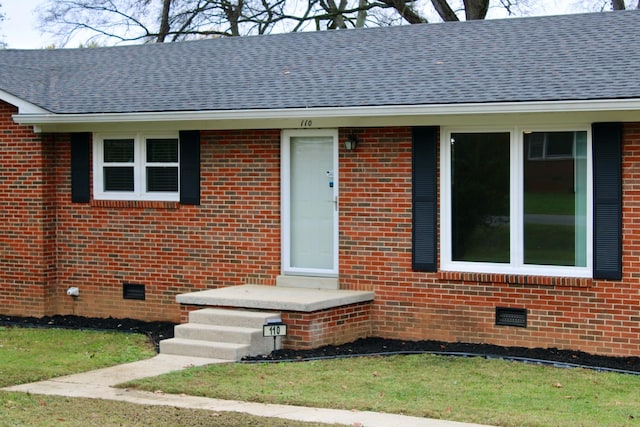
263,323,287,337
300,120,313,127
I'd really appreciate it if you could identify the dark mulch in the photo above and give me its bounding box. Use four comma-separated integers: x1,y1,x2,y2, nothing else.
0,314,175,352
247,338,640,374
2,314,639,374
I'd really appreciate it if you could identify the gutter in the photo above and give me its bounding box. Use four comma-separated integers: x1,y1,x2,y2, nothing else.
12,99,640,125
9,99,640,134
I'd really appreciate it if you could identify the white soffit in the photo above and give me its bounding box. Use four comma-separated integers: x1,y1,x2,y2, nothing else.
11,98,640,132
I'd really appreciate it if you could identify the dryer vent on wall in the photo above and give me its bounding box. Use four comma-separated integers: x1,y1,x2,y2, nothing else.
495,307,527,328
123,283,146,300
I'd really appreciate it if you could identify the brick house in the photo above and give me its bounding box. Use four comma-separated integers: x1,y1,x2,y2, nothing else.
1,11,639,357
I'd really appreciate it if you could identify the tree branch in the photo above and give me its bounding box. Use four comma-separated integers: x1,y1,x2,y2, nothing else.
379,0,427,24
612,0,626,10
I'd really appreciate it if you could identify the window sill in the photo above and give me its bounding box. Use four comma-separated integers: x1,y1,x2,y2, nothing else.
91,200,180,210
438,271,593,288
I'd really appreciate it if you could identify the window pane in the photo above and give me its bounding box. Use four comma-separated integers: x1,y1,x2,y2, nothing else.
523,131,587,266
451,132,510,263
545,133,574,158
147,167,178,192
147,139,178,163
104,167,134,191
104,139,134,163
527,134,544,160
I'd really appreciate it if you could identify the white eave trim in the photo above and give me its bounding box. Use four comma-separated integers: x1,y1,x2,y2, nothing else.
0,90,50,114
12,98,640,126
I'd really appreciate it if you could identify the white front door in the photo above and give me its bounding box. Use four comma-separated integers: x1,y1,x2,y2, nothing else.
282,129,338,276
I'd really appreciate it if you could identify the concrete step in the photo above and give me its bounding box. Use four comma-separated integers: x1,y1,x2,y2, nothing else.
189,308,281,329
159,338,251,360
276,275,339,290
160,308,284,360
174,323,259,345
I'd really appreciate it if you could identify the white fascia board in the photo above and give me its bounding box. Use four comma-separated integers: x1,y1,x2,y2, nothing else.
12,98,640,128
0,90,50,114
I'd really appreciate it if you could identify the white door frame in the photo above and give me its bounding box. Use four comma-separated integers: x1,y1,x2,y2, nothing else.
281,129,339,277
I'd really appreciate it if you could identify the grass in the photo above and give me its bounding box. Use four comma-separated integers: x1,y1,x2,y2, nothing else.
124,354,640,427
0,391,328,426
3,326,640,426
0,326,329,426
0,326,156,387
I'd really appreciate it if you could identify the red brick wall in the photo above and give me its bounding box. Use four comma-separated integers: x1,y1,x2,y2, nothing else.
338,124,640,357
2,98,639,357
52,129,282,322
281,302,373,349
0,102,56,316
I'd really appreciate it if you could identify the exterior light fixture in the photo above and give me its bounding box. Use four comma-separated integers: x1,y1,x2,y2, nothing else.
345,134,358,151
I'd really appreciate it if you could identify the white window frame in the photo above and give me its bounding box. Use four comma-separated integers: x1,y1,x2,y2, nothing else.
93,132,180,201
440,125,593,278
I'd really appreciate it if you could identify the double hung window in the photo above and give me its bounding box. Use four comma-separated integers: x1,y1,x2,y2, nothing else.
93,133,180,201
441,127,591,277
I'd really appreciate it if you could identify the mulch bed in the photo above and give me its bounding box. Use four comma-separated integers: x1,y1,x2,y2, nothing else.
2,314,638,373
0,314,175,352
248,337,640,374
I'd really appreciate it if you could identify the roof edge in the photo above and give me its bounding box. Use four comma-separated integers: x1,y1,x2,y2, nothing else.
12,98,640,126
0,90,50,114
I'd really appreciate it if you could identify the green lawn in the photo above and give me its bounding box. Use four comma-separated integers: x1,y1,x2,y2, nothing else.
0,326,328,426
1,392,319,427
0,326,156,387
124,354,640,427
3,325,640,427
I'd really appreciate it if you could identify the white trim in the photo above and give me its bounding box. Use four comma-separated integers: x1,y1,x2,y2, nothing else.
93,132,180,202
281,129,339,277
0,89,50,114
12,98,640,126
440,125,593,278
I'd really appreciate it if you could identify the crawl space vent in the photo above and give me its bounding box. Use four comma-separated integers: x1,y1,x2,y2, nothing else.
123,283,146,300
495,307,527,328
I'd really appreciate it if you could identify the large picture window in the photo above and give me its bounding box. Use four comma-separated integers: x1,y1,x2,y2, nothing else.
93,133,180,201
441,127,591,277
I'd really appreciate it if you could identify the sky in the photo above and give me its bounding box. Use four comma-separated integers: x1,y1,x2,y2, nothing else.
1,0,583,49
2,0,48,49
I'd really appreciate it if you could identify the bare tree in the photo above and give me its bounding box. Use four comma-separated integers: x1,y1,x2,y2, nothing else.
156,0,172,42
577,0,640,11
375,0,527,24
38,0,531,47
379,0,428,23
616,0,640,9
0,2,6,48
612,0,626,9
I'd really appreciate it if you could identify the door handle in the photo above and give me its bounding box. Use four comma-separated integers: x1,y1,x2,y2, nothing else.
334,196,338,211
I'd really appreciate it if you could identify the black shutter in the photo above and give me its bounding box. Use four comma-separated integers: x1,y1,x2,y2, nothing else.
179,130,201,205
412,126,438,271
592,123,622,280
70,133,91,203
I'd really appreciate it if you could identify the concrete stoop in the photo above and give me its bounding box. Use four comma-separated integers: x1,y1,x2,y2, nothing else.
160,308,282,361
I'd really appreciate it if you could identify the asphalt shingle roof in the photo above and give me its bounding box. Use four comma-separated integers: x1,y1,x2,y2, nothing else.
0,10,638,114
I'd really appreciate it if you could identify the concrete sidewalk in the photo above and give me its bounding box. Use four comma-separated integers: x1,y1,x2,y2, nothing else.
3,354,494,427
